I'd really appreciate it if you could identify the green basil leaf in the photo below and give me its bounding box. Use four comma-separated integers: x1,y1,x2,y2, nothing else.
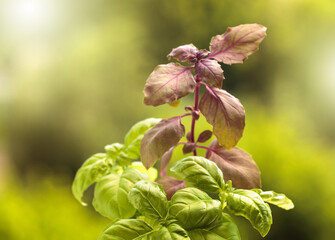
188,213,241,240
99,219,154,240
124,118,161,159
251,189,294,210
93,168,148,220
149,223,190,240
169,188,222,230
72,153,112,205
171,156,224,193
128,180,169,220
105,143,124,159
227,189,272,237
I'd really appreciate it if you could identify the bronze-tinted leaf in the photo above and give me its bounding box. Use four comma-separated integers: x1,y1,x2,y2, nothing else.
182,142,196,154
206,139,261,189
209,24,267,65
197,130,213,143
156,176,185,200
143,63,196,106
195,59,224,88
140,117,185,169
199,86,245,149
167,44,199,62
160,146,175,176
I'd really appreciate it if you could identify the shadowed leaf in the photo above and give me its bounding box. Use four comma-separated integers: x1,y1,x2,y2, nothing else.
195,59,224,88
209,24,267,64
143,63,196,106
199,85,245,149
206,139,261,189
141,117,185,169
160,146,175,176
156,176,185,200
197,130,213,143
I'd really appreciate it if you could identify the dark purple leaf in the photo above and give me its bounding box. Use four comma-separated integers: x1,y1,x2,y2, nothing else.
186,132,192,142
209,24,267,65
143,63,196,106
160,146,175,176
195,59,224,88
197,130,213,143
206,139,261,189
199,85,245,149
182,142,196,154
167,44,199,63
156,176,185,200
140,117,185,169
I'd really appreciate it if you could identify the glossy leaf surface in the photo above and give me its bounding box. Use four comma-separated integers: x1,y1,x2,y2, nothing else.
195,59,224,88
206,139,261,189
227,189,272,237
143,63,196,106
124,118,161,159
150,223,190,240
209,24,267,64
188,213,241,240
128,180,168,220
72,153,111,205
252,189,294,210
92,168,148,220
199,86,245,149
156,176,185,200
167,44,199,62
141,117,185,169
99,219,153,240
171,156,224,193
170,188,221,230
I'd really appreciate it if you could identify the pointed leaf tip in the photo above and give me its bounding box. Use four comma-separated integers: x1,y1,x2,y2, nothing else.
209,24,267,64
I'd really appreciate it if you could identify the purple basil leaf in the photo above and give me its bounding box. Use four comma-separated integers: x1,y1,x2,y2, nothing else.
160,146,175,176
199,85,245,149
156,176,185,200
197,130,213,143
206,139,261,189
143,63,196,106
186,132,192,142
182,142,196,154
140,117,185,169
209,24,267,65
167,44,199,62
195,59,224,88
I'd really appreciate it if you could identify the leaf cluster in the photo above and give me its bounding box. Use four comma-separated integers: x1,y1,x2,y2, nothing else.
72,24,294,239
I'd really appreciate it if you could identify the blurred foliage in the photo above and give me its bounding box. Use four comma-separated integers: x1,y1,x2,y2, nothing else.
0,0,335,239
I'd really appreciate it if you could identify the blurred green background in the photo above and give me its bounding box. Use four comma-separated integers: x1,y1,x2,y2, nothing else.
1,0,335,239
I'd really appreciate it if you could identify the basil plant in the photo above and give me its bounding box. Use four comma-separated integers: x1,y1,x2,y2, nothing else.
72,24,294,240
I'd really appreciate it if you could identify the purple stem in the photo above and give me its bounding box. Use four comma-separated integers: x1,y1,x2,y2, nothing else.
180,113,192,118
190,79,201,156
